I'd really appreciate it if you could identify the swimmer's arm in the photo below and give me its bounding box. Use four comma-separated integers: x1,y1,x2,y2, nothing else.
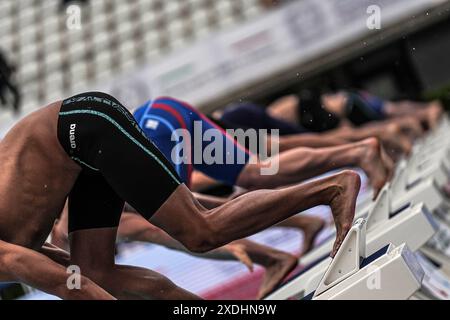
192,193,228,209
0,240,114,299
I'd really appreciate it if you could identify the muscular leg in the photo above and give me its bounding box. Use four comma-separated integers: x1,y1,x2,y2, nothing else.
134,97,387,197
151,170,361,258
69,228,200,300
118,212,297,297
238,137,389,198
277,215,325,257
52,202,70,251
56,201,255,266
4,79,20,112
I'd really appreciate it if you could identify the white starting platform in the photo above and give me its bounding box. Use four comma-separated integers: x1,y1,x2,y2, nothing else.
265,200,436,299
307,219,423,300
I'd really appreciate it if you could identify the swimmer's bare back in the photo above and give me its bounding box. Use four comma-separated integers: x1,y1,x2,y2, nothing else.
0,101,114,299
0,101,80,249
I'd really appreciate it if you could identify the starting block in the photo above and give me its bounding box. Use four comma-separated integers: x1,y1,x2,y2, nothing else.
265,191,436,299
312,219,424,300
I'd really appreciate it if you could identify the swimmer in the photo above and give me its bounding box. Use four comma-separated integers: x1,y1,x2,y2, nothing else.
0,92,360,300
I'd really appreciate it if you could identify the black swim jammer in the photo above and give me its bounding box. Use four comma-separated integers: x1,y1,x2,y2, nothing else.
57,92,182,232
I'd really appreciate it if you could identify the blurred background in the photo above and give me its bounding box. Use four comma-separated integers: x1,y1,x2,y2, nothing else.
0,0,450,299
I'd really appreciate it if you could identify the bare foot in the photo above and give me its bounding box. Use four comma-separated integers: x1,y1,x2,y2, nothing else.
357,137,390,199
257,253,298,299
328,170,361,258
299,216,325,257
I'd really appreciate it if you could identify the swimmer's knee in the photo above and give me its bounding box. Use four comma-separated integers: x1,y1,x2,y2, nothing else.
183,233,217,254
0,243,20,272
181,218,219,253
